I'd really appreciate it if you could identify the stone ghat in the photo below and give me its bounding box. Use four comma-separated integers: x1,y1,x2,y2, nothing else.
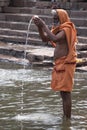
0,1,87,72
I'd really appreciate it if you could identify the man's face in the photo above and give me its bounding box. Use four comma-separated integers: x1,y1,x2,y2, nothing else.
53,14,60,26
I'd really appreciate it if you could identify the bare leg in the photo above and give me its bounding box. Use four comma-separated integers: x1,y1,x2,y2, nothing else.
60,91,72,119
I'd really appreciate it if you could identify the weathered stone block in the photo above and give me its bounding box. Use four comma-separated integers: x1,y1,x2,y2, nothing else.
11,0,36,7
0,7,1,12
27,53,44,63
0,0,10,7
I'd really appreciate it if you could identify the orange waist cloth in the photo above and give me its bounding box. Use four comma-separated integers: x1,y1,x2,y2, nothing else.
51,56,76,92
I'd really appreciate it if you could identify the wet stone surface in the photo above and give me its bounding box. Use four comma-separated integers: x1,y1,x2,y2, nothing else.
0,41,87,71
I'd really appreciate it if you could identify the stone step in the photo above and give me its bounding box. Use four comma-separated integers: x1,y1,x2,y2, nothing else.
9,1,87,11
74,2,87,10
3,7,87,18
0,27,87,38
2,7,51,16
0,41,86,60
35,1,87,10
0,21,32,30
76,43,87,51
0,54,30,66
71,18,87,27
0,0,9,7
0,53,53,67
0,19,87,37
0,15,86,40
78,36,87,43
0,42,54,62
70,10,87,18
0,13,87,27
0,31,87,48
77,51,87,58
0,27,87,40
0,42,29,59
0,17,87,36
0,34,47,46
0,41,87,68
10,0,36,7
1,41,86,58
0,14,5,21
0,28,40,39
0,13,52,24
76,66,87,72
76,27,87,36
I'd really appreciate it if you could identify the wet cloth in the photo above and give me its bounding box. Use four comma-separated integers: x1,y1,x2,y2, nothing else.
51,56,76,91
50,9,77,92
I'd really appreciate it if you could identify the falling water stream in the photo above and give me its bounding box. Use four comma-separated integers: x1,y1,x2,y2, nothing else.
24,17,33,60
19,17,33,129
21,17,33,113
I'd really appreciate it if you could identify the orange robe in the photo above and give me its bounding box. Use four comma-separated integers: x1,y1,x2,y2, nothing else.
50,9,77,92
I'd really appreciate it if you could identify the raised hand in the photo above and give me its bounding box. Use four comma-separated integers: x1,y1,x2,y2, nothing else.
33,15,45,28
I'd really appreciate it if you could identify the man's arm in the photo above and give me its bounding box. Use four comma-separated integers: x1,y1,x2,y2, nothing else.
42,24,66,42
33,16,66,43
37,27,49,42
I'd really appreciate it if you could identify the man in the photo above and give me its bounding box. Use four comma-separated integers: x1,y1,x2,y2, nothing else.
33,9,77,119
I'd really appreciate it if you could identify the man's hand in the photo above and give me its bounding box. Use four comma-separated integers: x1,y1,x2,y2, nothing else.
33,16,45,28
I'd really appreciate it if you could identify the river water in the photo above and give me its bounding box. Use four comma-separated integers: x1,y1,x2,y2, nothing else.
0,62,87,130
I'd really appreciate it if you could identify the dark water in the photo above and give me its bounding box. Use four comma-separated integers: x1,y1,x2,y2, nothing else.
0,62,87,130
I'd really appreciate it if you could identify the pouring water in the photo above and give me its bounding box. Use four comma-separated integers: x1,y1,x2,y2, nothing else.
20,17,33,114
20,15,39,115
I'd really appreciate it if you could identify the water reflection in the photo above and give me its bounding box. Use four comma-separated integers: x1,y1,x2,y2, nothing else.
0,62,87,130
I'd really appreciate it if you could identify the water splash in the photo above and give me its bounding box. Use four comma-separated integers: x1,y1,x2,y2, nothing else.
13,113,60,125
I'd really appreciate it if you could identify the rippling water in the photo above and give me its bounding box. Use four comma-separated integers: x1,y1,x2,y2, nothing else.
0,62,87,130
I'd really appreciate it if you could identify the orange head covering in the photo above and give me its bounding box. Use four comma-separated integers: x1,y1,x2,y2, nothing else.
51,9,77,44
56,9,70,24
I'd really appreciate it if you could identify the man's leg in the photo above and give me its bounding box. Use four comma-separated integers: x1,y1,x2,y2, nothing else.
60,91,72,119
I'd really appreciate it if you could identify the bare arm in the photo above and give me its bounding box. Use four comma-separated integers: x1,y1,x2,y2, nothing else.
33,16,66,43
37,27,49,42
42,24,66,42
